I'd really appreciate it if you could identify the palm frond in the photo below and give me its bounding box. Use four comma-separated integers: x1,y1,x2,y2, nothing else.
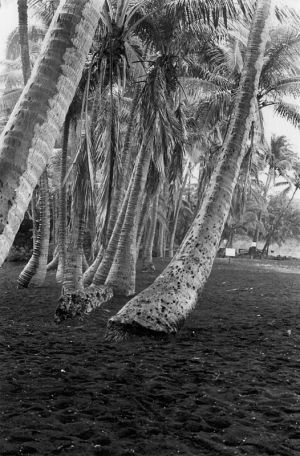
274,101,300,126
165,0,252,29
28,0,59,26
268,77,300,98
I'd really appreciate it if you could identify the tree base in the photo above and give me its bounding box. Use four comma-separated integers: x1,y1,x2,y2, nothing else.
54,285,113,323
105,320,173,342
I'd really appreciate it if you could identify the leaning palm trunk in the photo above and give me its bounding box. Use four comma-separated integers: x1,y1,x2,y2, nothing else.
56,113,70,283
0,0,104,267
17,170,50,287
142,190,159,271
105,141,152,296
18,0,40,250
106,0,273,340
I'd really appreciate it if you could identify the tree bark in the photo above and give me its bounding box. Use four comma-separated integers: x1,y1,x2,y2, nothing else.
56,112,70,283
17,170,50,287
168,162,190,259
106,0,273,340
157,221,166,258
142,191,159,271
0,0,104,267
105,141,152,296
83,245,103,286
105,86,141,244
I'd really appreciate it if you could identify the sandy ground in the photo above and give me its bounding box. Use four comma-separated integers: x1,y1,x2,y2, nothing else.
1,257,300,456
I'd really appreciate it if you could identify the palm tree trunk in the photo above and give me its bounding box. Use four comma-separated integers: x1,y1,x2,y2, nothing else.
62,203,85,293
104,141,152,296
92,136,148,287
55,199,90,322
136,191,149,255
92,186,130,286
105,86,141,244
83,245,103,286
157,221,166,258
253,169,272,242
106,0,273,340
142,191,159,271
18,0,31,84
56,112,70,283
0,0,105,268
168,162,190,258
47,248,59,270
17,170,50,287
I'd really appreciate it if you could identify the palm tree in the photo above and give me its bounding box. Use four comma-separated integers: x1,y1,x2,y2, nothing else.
16,0,53,287
103,53,183,295
0,0,105,267
106,0,274,340
253,135,298,243
17,170,50,287
262,163,300,254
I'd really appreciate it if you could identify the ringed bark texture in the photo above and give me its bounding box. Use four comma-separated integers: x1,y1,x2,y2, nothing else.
105,143,152,296
0,0,104,267
17,170,50,288
106,0,273,339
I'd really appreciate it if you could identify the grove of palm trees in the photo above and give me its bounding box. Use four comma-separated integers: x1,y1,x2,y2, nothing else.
1,0,300,455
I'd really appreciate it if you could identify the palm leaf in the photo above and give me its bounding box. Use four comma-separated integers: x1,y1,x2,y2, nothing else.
274,101,300,126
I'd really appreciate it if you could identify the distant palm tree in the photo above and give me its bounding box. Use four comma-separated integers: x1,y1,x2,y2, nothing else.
253,135,298,243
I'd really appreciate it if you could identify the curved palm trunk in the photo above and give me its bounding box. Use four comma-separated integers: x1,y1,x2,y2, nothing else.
106,0,273,340
0,0,104,268
17,170,50,287
83,245,103,286
105,142,152,296
47,248,59,270
29,172,50,286
56,113,70,283
142,191,159,271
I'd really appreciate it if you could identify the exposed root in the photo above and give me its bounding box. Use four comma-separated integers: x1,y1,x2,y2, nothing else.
54,285,113,323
